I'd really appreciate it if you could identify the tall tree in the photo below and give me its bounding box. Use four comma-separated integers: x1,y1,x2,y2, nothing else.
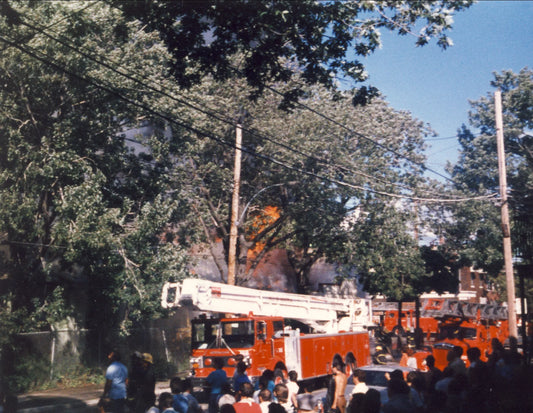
446,68,533,305
163,72,434,290
0,2,190,337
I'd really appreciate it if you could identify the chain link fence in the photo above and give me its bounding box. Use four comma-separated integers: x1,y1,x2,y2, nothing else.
8,310,193,391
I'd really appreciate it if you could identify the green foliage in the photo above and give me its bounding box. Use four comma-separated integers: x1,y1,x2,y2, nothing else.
419,245,459,294
5,350,50,393
0,1,190,339
0,2,466,353
111,0,473,107
343,202,425,301
163,71,433,289
447,69,533,267
446,68,533,307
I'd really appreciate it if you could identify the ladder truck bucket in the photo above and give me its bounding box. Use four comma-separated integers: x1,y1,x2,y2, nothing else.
161,282,182,309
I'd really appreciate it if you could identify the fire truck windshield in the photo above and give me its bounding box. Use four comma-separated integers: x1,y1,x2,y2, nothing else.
191,318,218,349
220,320,255,348
438,325,477,340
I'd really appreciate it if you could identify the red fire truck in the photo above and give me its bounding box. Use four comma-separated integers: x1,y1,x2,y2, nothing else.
162,278,372,392
422,298,510,370
372,301,439,340
372,298,511,370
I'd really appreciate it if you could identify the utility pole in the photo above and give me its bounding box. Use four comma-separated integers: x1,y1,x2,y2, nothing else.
494,89,517,338
227,123,242,286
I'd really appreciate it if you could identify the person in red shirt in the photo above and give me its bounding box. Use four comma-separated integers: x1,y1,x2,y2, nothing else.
234,382,262,413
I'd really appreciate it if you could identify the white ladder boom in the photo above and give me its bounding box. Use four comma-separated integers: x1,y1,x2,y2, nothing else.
162,278,372,332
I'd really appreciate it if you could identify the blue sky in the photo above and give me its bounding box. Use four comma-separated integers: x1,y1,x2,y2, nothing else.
358,0,533,179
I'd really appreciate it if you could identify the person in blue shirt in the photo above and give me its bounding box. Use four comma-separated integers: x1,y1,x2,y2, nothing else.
233,361,251,396
206,357,228,413
102,350,128,413
170,377,187,412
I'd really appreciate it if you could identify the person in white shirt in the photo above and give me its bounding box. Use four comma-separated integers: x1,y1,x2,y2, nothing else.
350,369,368,395
258,388,272,413
286,371,300,411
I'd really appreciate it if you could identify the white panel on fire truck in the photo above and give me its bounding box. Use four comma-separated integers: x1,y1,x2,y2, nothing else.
283,328,302,378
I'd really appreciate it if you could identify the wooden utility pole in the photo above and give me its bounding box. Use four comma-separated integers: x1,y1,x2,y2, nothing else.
494,89,518,338
227,123,242,286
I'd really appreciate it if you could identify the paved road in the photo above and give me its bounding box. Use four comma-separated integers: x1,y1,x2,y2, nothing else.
16,382,172,413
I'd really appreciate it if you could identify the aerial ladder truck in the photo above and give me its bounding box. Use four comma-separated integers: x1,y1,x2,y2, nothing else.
162,278,373,392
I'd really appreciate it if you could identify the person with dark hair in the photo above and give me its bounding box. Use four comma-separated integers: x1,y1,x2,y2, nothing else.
362,389,380,413
405,372,425,413
262,370,276,394
160,392,179,413
448,346,467,377
286,370,299,411
424,355,442,388
423,354,442,411
382,379,413,413
170,377,188,413
330,360,347,413
487,338,504,371
207,358,228,413
350,369,368,395
347,393,365,413
465,347,489,413
258,388,272,413
270,384,291,413
127,351,144,409
234,382,262,413
220,404,237,413
324,369,336,413
182,378,202,413
102,350,128,413
234,361,251,395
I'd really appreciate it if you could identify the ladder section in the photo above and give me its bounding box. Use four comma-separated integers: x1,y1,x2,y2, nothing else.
162,278,372,330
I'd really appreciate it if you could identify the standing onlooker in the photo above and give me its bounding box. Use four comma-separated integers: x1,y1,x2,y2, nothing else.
160,392,179,413
102,350,128,413
170,377,188,413
324,371,336,413
206,358,229,413
269,384,291,413
350,370,368,396
382,379,413,413
133,353,156,413
405,372,425,413
362,389,380,413
286,371,300,411
447,346,467,377
182,378,202,413
258,388,272,413
423,355,442,411
233,361,251,396
330,360,347,413
127,351,144,410
234,382,262,413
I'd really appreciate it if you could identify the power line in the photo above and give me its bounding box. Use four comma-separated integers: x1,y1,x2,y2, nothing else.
14,12,455,200
0,22,497,204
